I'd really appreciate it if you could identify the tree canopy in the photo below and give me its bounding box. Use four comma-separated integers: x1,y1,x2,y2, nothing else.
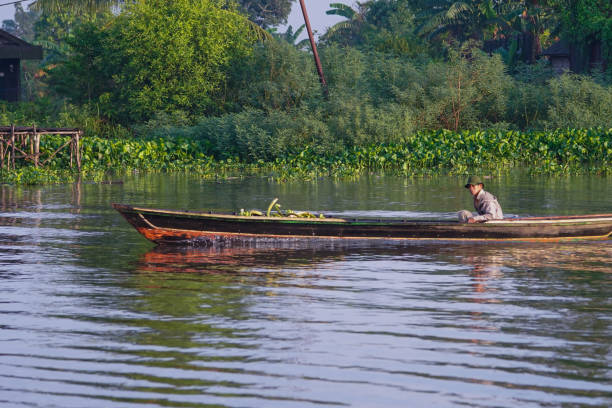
237,0,295,28
46,0,261,123
1,0,609,133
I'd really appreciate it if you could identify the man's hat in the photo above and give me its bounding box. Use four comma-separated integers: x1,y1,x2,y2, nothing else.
465,175,484,188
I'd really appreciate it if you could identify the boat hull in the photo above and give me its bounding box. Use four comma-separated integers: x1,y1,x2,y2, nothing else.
112,204,612,245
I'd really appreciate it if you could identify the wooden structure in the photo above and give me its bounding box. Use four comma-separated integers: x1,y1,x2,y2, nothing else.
542,40,571,75
0,126,82,171
113,204,612,245
543,39,608,75
0,29,43,102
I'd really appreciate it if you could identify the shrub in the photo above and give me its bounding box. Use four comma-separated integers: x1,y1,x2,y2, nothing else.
324,97,416,146
544,74,612,129
186,109,334,161
47,0,260,123
319,47,511,131
226,40,322,112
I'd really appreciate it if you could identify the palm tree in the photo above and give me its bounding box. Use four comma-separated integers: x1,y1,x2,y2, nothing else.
416,0,518,43
270,24,310,49
515,0,557,64
323,2,373,45
416,0,558,63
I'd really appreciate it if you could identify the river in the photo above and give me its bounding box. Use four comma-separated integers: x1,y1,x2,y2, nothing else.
1,173,610,407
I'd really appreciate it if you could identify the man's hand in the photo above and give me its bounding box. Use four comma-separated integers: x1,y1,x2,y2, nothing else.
467,217,477,224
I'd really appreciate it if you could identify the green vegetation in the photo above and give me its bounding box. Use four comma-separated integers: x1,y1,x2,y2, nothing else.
0,0,611,185
2,128,609,185
46,0,263,123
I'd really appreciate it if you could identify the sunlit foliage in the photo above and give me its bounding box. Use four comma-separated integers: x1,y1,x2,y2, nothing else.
45,0,261,123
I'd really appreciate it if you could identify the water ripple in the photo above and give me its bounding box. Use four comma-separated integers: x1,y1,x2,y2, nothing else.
1,176,611,407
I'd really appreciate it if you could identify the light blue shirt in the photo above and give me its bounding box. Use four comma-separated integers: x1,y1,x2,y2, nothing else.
473,190,503,221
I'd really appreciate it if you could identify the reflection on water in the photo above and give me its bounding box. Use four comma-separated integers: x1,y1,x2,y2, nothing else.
140,240,612,274
0,174,611,407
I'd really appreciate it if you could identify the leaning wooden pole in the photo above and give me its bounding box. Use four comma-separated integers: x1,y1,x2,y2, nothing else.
298,0,328,98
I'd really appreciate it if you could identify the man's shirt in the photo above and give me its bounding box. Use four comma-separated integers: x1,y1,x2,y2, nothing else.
473,190,503,221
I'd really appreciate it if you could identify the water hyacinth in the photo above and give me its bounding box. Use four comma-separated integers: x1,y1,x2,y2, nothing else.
0,128,610,185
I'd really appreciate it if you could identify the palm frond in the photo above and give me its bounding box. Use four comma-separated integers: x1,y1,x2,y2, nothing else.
296,38,310,49
276,24,306,45
31,0,120,14
326,3,356,19
326,21,355,38
293,24,305,40
417,10,448,35
445,2,471,21
33,39,70,53
426,24,452,41
245,18,274,41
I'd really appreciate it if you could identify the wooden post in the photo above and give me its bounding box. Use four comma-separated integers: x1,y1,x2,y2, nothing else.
76,131,81,171
10,124,15,170
29,132,33,160
0,133,5,169
33,125,38,167
70,133,74,168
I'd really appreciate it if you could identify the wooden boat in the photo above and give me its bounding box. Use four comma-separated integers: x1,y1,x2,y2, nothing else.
112,203,612,245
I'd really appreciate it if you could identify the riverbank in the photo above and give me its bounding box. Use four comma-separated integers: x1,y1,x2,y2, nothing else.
1,128,610,185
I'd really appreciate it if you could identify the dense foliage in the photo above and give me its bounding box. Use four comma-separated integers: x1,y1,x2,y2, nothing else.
0,0,611,186
45,0,260,123
238,0,295,28
1,128,610,185
146,43,612,153
551,0,612,65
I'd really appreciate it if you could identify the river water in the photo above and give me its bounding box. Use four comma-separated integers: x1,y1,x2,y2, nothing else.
1,173,611,407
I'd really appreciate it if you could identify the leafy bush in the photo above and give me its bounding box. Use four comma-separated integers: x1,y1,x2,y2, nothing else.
47,0,260,123
174,109,334,161
324,98,416,146
226,40,322,112
320,47,510,131
40,25,612,135
544,74,612,129
271,128,612,178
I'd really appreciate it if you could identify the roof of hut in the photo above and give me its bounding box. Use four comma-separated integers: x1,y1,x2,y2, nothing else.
0,29,42,59
542,40,570,57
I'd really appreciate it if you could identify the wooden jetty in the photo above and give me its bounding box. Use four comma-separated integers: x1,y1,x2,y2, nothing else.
0,125,82,170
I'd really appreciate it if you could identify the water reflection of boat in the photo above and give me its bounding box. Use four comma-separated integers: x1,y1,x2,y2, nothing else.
139,241,611,275
461,242,612,274
113,203,612,245
139,244,349,274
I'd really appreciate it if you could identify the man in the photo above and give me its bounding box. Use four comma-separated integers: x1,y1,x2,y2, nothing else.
458,176,503,223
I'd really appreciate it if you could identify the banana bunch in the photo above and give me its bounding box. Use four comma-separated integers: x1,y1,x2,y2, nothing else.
239,198,325,218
